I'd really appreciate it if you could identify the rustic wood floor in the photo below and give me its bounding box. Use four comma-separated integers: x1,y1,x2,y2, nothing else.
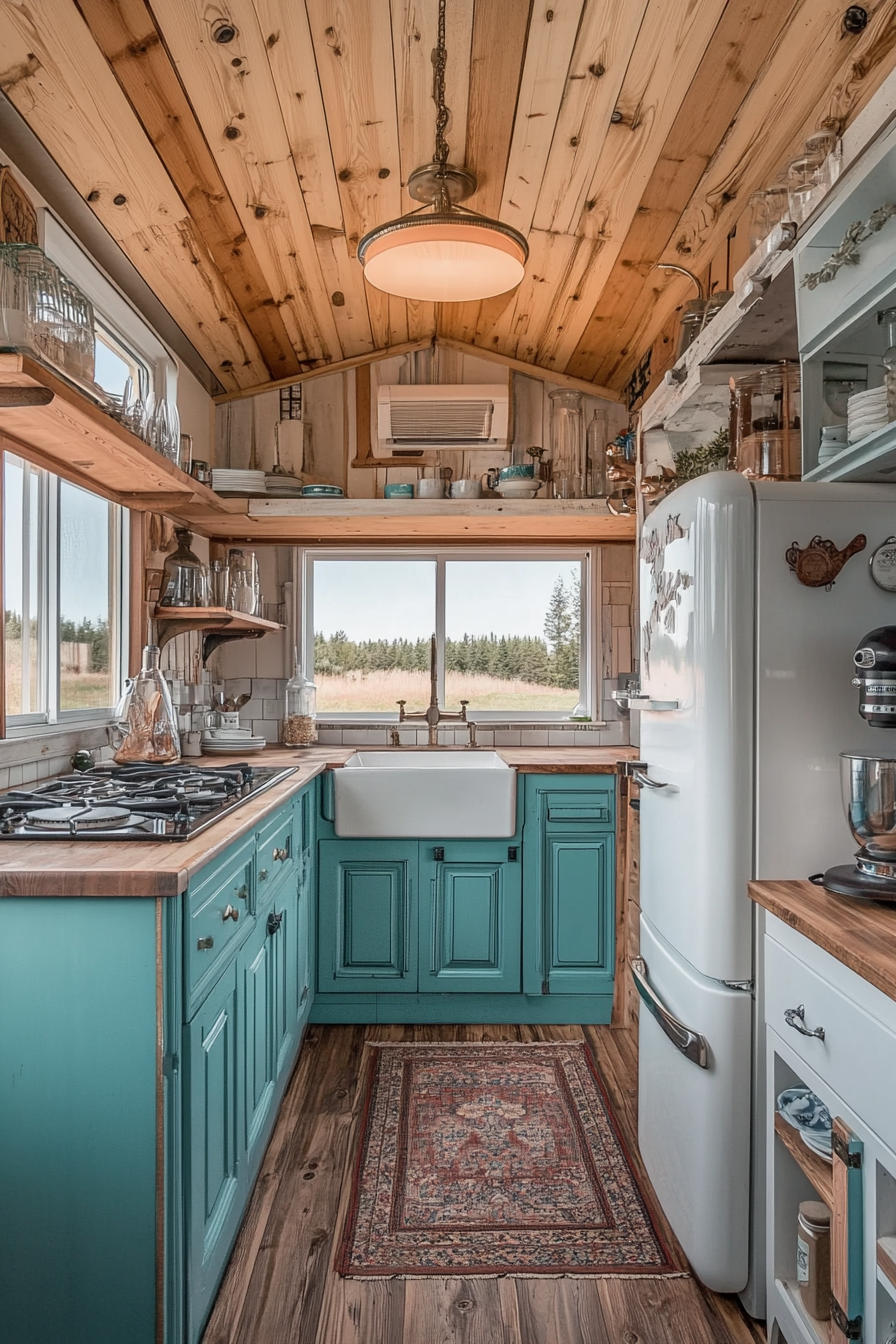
202,1023,767,1344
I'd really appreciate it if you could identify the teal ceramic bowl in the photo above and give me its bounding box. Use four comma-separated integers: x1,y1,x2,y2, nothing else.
301,484,344,497
497,463,535,480
384,483,415,498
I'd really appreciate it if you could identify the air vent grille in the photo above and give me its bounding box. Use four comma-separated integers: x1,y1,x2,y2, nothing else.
389,398,494,442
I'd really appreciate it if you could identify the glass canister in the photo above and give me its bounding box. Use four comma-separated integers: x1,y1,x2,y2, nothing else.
797,1200,831,1321
159,528,209,608
282,653,317,745
730,362,801,480
586,409,608,498
228,548,259,615
880,308,896,422
112,644,180,763
549,389,586,498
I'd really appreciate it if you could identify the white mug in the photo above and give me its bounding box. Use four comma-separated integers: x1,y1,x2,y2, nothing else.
449,478,482,499
417,478,446,499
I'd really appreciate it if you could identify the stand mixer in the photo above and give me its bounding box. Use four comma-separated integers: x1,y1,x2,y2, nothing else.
819,626,896,899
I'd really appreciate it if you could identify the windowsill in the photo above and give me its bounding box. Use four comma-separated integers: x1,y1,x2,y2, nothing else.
0,721,112,764
314,719,608,730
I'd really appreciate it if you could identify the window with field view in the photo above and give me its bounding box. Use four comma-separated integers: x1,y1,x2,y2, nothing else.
306,552,589,717
3,453,125,726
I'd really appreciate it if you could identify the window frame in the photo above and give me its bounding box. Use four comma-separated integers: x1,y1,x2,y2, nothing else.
299,545,598,722
3,452,129,737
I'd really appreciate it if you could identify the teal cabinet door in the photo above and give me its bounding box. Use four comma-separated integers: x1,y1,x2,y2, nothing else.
183,961,241,1343
240,915,276,1165
418,842,522,993
266,887,298,1083
318,840,418,992
542,832,615,994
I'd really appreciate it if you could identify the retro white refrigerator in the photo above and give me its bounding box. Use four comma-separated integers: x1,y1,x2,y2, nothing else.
635,472,896,1316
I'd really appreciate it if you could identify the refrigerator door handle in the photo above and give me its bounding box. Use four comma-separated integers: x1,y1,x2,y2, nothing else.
630,957,709,1068
631,768,671,791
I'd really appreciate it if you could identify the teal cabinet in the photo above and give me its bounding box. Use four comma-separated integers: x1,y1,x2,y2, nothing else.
184,961,241,1342
0,776,319,1344
523,776,616,1000
318,840,417,991
418,842,522,993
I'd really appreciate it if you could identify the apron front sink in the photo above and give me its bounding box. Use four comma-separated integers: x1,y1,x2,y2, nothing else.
333,751,517,837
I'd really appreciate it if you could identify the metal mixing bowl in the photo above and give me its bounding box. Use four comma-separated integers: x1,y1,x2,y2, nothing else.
840,752,896,852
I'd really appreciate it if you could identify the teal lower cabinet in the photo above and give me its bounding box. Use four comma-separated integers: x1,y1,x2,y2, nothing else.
313,772,616,1024
0,778,318,1344
418,842,522,993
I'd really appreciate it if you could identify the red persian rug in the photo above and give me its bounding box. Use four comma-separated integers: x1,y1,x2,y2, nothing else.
337,1041,684,1278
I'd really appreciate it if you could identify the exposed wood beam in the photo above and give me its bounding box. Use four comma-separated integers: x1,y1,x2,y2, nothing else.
74,0,302,379
252,0,376,357
147,0,343,365
564,0,801,382
0,0,268,390
584,0,896,390
212,339,432,403
436,338,620,402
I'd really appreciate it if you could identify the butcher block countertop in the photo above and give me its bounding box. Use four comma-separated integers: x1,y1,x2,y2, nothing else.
0,745,637,899
749,879,896,1005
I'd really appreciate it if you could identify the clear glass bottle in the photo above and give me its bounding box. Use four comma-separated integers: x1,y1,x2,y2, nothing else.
549,389,586,498
586,410,607,498
112,644,180,763
282,652,317,746
880,307,896,422
159,528,209,608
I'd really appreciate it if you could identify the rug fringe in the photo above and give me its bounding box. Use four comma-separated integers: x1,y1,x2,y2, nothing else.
342,1271,691,1281
366,1039,586,1048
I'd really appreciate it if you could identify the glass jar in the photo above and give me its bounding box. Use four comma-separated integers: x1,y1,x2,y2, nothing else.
112,645,180,763
586,410,608,498
880,308,896,422
747,184,789,253
797,1200,831,1321
159,528,209,608
228,548,259,615
283,654,317,745
549,389,585,498
730,362,801,480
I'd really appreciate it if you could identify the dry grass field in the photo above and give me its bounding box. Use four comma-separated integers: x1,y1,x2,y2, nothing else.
4,639,112,713
316,668,578,713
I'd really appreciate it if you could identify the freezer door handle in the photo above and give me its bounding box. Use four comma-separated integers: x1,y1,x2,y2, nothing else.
630,957,709,1068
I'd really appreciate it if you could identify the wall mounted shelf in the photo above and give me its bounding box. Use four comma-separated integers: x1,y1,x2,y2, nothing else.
152,606,283,662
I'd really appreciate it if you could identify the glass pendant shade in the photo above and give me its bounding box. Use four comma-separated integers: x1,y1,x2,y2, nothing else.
359,215,527,302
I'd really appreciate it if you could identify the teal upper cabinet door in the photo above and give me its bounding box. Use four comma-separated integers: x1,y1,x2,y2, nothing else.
543,832,614,994
318,840,418,992
419,842,522,993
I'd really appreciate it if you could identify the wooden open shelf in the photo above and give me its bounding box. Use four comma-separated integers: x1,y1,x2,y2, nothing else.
774,1112,834,1207
878,1235,896,1294
0,352,231,516
152,605,282,659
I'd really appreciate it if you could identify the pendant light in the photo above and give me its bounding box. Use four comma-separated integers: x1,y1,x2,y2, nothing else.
357,0,528,303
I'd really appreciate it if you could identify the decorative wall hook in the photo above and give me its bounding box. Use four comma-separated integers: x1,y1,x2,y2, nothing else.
785,534,866,589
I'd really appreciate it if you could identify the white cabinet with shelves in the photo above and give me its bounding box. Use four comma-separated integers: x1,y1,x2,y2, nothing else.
765,915,896,1344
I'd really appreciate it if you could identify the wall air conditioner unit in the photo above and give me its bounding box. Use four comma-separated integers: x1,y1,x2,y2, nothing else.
377,382,510,452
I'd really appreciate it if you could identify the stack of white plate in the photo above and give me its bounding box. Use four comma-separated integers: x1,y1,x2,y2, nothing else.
201,731,267,755
264,472,304,498
776,1086,832,1161
847,387,889,444
211,468,267,496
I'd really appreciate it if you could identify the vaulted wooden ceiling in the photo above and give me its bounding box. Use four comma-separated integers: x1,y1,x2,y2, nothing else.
2,0,895,398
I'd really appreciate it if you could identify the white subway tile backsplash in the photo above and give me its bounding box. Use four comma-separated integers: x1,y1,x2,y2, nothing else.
251,678,278,699
223,677,252,698
6,764,22,787
317,728,343,744
21,763,38,784
494,730,522,747
262,699,282,718
251,720,281,744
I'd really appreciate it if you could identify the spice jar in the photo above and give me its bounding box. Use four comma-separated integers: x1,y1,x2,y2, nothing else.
283,652,317,746
797,1200,831,1321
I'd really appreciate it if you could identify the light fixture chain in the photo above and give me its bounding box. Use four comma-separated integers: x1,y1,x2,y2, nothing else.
433,0,450,170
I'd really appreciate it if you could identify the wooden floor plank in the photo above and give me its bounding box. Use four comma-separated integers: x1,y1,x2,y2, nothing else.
202,1022,766,1344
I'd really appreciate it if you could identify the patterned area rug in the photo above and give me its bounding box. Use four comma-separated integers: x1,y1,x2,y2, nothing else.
337,1041,684,1278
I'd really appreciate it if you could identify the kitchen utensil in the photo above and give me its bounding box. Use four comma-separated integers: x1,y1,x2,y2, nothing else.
233,693,251,710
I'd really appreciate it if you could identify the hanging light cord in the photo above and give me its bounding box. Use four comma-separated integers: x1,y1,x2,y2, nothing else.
432,0,451,211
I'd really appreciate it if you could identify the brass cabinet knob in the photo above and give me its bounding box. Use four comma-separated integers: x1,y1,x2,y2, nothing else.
235,884,248,901
222,904,239,922
273,846,289,862
259,868,269,881
197,936,214,951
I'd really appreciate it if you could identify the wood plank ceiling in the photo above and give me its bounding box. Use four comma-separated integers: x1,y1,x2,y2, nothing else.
1,0,895,398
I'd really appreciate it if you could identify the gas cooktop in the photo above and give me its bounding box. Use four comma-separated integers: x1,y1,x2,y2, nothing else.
0,762,297,841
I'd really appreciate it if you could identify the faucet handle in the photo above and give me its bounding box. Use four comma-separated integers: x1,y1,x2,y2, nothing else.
397,699,406,721
459,700,469,721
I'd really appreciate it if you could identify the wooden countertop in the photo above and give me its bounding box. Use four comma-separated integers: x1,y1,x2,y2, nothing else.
0,745,637,899
749,879,896,1005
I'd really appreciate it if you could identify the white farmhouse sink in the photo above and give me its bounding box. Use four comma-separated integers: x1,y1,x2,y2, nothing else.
333,751,517,837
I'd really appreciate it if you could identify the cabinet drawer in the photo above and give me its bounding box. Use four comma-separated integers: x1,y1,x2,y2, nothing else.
543,789,614,829
765,934,896,1144
186,835,255,1011
255,804,297,900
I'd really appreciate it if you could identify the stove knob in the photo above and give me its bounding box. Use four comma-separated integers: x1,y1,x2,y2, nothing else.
222,904,240,922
